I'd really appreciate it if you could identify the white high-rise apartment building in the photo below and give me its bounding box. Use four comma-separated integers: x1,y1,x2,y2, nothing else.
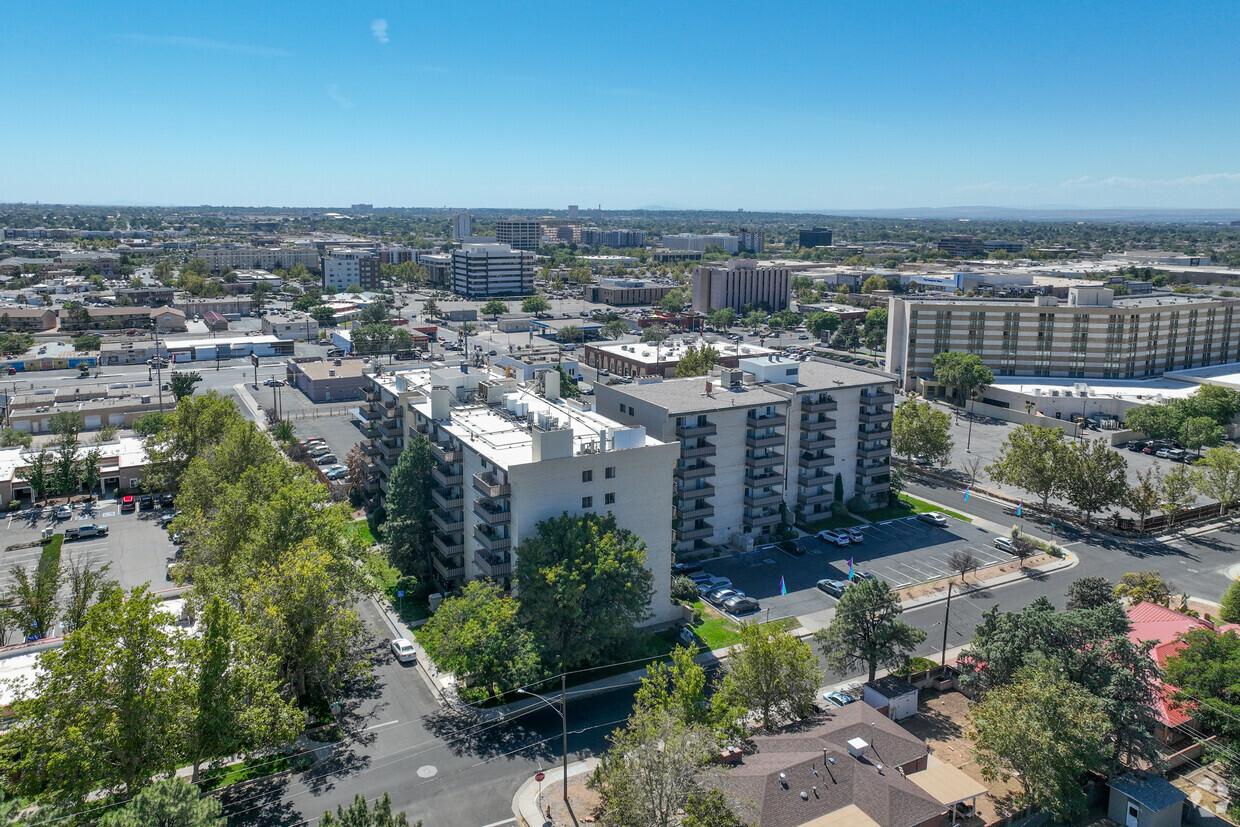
663,233,741,254
198,246,321,273
451,212,473,242
596,357,893,553
495,219,542,251
360,364,679,626
450,243,535,297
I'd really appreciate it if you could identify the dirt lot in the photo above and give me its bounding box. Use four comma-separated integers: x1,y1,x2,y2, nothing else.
898,689,1024,825
897,554,1055,602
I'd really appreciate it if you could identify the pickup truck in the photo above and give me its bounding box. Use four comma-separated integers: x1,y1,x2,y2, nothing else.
65,523,108,540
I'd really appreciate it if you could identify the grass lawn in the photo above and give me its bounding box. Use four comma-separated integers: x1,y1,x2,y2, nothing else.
798,513,863,533
690,602,801,650
866,494,972,524
199,751,314,791
343,520,377,546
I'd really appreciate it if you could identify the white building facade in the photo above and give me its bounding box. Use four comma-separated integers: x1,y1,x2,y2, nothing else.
450,244,535,297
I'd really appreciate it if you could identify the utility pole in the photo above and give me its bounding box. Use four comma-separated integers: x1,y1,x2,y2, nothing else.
560,673,568,805
153,321,165,413
940,581,953,667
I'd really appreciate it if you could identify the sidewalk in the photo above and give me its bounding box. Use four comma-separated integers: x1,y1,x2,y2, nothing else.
511,758,598,827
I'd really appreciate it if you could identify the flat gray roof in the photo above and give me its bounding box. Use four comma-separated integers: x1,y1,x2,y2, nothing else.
794,359,893,390
607,377,788,415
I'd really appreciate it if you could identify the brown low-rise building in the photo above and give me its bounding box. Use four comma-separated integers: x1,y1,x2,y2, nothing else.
286,356,369,402
58,305,185,332
7,387,165,434
0,307,57,331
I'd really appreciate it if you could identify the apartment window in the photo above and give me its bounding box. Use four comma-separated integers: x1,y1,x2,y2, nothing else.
581,496,593,508
582,470,593,483
605,492,615,505
605,466,616,479
628,405,635,415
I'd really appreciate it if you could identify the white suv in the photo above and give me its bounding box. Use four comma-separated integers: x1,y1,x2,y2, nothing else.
817,529,851,546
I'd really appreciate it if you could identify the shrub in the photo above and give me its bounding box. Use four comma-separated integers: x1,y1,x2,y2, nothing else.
893,656,938,676
1219,579,1240,623
830,501,848,518
670,576,698,603
846,494,870,513
6,500,19,512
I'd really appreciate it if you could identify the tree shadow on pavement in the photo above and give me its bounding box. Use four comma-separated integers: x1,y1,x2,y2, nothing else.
219,774,304,827
421,703,558,764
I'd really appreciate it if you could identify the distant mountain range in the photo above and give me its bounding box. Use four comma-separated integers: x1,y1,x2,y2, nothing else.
816,206,1240,222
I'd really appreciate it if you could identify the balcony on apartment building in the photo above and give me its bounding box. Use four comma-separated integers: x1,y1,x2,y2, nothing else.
797,488,834,507
674,500,715,521
359,419,379,438
857,442,889,459
745,430,784,450
432,464,463,487
474,549,512,579
473,472,511,498
861,391,895,406
377,418,404,438
361,476,380,494
744,509,782,529
802,397,838,413
431,488,463,510
432,549,465,581
800,415,836,432
674,460,715,480
858,408,892,425
799,434,836,451
744,489,784,509
677,523,714,541
432,508,464,534
856,478,889,495
859,424,892,440
799,451,835,468
374,437,402,459
375,453,395,476
430,441,460,464
473,498,511,526
744,469,781,486
432,532,464,557
681,440,717,459
746,451,783,469
675,420,717,438
748,410,788,428
474,524,512,553
677,481,716,500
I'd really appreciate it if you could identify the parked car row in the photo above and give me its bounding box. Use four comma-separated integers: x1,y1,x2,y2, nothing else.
816,527,864,546
1125,440,1200,463
685,570,760,615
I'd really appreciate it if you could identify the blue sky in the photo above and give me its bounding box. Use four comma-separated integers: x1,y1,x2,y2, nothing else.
5,1,1239,210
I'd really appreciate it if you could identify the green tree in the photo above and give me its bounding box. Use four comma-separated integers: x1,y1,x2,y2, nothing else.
658,289,687,313
969,664,1109,822
601,319,629,340
683,789,750,827
891,398,953,466
707,308,737,329
1060,438,1129,523
554,364,580,399
186,595,303,782
357,301,389,326
319,793,418,827
24,447,51,504
1179,415,1225,456
717,622,819,730
1165,628,1240,738
418,581,543,702
61,550,117,633
521,294,551,315
310,305,337,327
1180,383,1240,427
0,587,192,803
0,427,32,449
8,540,64,639
1113,570,1174,606
742,310,768,330
815,577,926,683
50,414,83,497
861,274,888,293
98,776,225,827
1160,464,1196,527
985,423,1068,509
862,307,888,350
640,324,670,344
72,334,101,351
557,325,584,343
352,323,393,356
767,310,801,330
515,512,654,671
1124,466,1162,531
168,371,200,402
420,297,439,319
588,707,717,827
132,411,167,438
1220,579,1240,623
1192,445,1240,517
143,392,246,491
675,344,721,378
382,434,434,581
932,351,993,407
1065,576,1118,611
831,318,860,350
480,300,508,319
1124,404,1185,440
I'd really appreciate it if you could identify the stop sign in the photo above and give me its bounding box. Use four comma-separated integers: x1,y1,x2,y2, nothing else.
535,772,546,782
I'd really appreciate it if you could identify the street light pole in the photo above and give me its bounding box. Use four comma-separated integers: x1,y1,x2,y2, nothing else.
519,675,569,805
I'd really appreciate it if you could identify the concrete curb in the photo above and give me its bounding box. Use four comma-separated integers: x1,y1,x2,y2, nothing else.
511,758,598,827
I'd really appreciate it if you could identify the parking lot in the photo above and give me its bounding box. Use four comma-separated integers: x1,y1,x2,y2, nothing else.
694,514,1011,621
2,498,183,595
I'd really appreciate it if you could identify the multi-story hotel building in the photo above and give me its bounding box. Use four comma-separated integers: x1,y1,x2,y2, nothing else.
197,245,321,273
691,259,792,313
450,243,535,297
595,357,893,554
494,219,542,251
360,363,679,624
322,250,381,291
887,286,1240,388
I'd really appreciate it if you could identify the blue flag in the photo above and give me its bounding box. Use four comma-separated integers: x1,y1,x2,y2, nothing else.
1016,499,1023,517
848,558,854,579
779,576,787,596
963,487,970,502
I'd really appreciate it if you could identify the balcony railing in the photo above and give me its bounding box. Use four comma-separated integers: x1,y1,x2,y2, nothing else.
674,503,715,521
474,550,512,579
378,419,404,438
799,452,835,469
862,391,895,405
473,472,511,498
430,442,461,463
432,532,463,557
745,432,784,450
857,444,889,459
432,551,465,581
677,524,714,541
674,461,715,480
474,525,512,553
800,416,836,432
432,465,463,487
744,470,781,485
856,480,889,495
747,452,783,469
677,481,715,499
675,421,717,438
744,491,783,509
858,409,892,425
744,511,782,529
473,500,512,526
748,411,787,427
799,434,836,451
796,489,833,506
802,398,838,413
431,488,463,510
432,508,464,534
681,442,717,459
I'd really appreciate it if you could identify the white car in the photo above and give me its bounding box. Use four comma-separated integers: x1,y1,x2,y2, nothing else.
55,504,73,520
817,528,851,546
390,638,417,663
918,511,949,526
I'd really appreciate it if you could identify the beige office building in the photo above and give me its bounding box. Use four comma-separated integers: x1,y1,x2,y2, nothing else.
494,219,542,252
888,286,1240,389
360,364,679,626
691,260,791,313
596,357,893,553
